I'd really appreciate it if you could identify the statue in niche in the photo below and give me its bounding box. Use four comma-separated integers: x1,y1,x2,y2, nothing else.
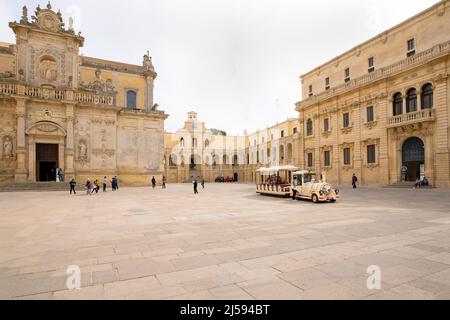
18,69,25,82
78,141,87,159
40,58,57,82
3,137,13,158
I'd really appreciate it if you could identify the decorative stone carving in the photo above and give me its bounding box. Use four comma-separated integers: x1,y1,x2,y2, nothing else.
42,108,53,119
437,2,446,16
2,136,13,159
78,140,88,160
39,57,58,82
21,6,28,24
79,70,116,94
0,71,15,79
364,121,378,130
36,123,58,133
143,51,155,72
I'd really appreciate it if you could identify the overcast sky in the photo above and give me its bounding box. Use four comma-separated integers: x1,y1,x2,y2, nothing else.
0,0,439,135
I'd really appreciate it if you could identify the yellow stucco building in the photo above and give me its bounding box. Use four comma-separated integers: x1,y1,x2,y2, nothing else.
295,0,450,187
0,4,167,185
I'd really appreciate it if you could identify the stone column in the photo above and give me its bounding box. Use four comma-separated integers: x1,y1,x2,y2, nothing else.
145,76,154,111
28,135,36,182
424,132,433,185
417,91,422,110
59,137,65,174
65,104,75,179
15,99,27,182
402,95,407,114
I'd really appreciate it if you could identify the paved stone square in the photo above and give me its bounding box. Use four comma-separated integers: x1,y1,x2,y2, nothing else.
0,183,449,300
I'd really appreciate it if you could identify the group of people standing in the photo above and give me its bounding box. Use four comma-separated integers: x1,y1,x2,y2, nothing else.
69,176,119,195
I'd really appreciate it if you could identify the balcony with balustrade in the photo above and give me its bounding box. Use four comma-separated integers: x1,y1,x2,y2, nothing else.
0,82,116,107
386,109,435,128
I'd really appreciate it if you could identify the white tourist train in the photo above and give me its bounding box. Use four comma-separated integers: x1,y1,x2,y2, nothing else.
256,166,340,203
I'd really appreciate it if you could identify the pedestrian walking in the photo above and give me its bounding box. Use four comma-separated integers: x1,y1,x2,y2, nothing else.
102,176,107,192
69,178,77,195
115,176,119,190
86,179,92,195
201,178,205,189
193,179,199,194
162,176,167,189
93,179,100,194
352,174,358,189
152,176,156,189
111,177,116,191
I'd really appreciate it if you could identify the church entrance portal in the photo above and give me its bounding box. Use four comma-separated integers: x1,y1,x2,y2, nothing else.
36,144,59,182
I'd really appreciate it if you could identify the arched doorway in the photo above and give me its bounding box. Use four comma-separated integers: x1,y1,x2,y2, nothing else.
402,137,424,182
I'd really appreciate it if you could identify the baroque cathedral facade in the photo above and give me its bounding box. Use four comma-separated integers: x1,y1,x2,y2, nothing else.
0,3,167,185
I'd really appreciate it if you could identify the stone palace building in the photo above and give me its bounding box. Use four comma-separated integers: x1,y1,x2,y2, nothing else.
0,3,168,185
295,0,450,187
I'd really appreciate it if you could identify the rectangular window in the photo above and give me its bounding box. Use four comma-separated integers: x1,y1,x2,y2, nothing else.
324,150,331,167
281,130,285,138
325,77,330,90
343,148,351,165
345,68,350,82
293,127,298,134
367,145,376,164
343,113,350,128
308,85,313,97
407,38,415,56
324,118,329,132
367,106,374,123
307,153,313,168
368,57,375,73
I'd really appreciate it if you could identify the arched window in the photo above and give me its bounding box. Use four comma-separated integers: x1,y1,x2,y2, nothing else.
421,84,433,109
180,138,185,147
406,88,417,113
306,119,313,136
126,90,137,109
205,139,210,148
233,155,238,166
393,93,403,116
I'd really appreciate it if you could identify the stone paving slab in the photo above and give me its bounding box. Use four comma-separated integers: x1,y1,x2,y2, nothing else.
0,184,449,300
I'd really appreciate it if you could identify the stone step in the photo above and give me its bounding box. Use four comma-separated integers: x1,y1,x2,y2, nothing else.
0,182,84,192
384,182,434,189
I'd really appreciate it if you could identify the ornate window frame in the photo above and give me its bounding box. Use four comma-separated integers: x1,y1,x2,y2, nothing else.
339,142,354,170
305,148,315,169
320,145,333,170
362,138,380,168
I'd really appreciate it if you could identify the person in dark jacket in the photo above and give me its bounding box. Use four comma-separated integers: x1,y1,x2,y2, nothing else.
352,174,358,189
69,178,77,195
152,176,156,189
193,179,199,194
